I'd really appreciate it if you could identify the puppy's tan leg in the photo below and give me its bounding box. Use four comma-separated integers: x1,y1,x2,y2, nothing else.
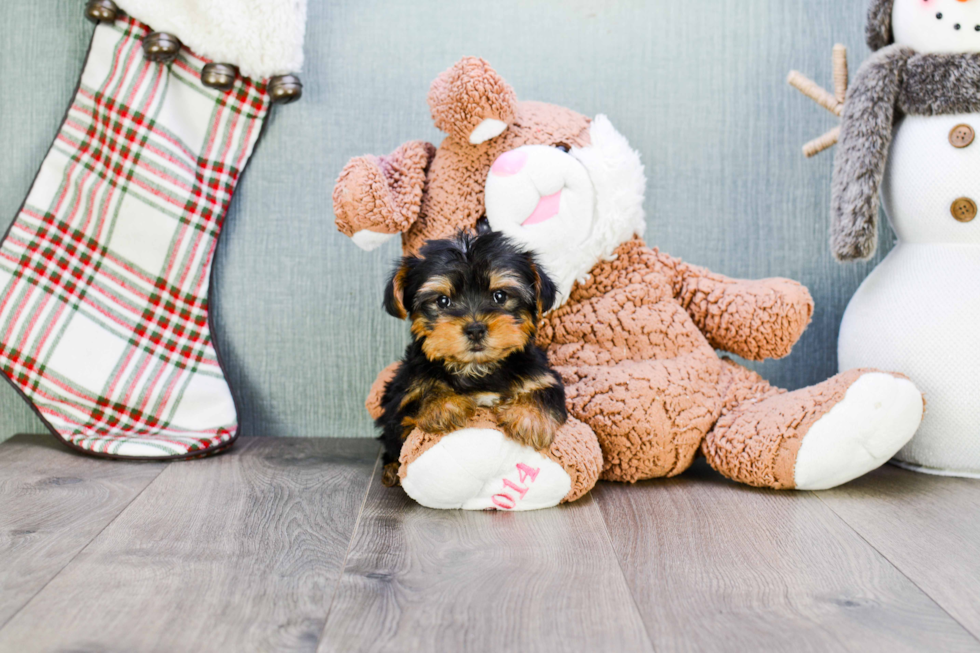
494,373,565,450
413,389,476,434
494,396,562,451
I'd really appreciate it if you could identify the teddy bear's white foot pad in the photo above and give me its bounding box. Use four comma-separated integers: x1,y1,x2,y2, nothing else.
401,428,572,511
351,229,396,251
794,373,923,490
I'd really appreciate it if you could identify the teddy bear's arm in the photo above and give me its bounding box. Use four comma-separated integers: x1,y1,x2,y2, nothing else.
366,362,402,421
333,140,436,250
657,251,814,361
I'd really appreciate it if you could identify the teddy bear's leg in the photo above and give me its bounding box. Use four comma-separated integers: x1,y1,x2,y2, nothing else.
558,354,725,483
703,362,923,490
397,409,602,511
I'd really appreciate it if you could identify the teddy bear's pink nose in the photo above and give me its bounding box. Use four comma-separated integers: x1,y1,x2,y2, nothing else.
490,150,527,177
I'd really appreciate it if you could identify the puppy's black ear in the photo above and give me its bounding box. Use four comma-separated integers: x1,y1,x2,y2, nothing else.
384,261,412,319
531,261,558,314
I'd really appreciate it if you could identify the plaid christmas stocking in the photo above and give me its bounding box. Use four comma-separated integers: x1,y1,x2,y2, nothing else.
0,16,272,458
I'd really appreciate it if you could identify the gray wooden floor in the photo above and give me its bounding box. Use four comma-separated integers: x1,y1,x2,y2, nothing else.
1,435,979,653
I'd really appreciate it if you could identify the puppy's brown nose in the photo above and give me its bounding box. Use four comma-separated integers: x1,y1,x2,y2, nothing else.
464,322,487,342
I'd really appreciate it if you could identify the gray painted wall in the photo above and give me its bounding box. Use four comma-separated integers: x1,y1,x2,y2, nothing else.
0,0,887,441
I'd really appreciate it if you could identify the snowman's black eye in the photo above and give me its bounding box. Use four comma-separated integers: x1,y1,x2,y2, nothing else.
956,23,962,30
937,12,943,19
975,25,980,31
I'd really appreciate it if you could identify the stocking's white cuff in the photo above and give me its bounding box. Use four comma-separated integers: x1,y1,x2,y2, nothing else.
114,0,307,79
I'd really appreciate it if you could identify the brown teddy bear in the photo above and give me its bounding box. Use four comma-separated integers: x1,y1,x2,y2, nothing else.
334,57,925,511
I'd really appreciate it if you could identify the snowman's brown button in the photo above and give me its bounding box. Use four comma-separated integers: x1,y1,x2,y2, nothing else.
950,124,975,148
951,197,977,223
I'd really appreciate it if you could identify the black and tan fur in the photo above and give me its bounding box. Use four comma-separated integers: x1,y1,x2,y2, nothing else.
376,231,566,485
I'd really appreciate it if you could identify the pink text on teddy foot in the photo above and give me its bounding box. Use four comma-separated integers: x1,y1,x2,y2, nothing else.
491,463,541,510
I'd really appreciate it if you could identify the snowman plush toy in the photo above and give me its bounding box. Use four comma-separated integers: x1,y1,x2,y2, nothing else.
833,0,980,476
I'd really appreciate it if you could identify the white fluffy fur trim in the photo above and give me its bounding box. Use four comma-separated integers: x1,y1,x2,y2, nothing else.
115,0,307,79
568,115,647,287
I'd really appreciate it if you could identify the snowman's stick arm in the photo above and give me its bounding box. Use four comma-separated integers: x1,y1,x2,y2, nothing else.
787,71,843,117
787,45,848,157
803,126,841,159
833,44,848,103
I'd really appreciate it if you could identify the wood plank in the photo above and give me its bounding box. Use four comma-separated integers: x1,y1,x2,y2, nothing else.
0,437,378,652
594,460,980,653
0,433,167,629
818,464,980,641
318,480,652,653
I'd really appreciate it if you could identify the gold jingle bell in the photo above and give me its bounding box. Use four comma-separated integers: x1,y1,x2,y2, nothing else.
201,63,239,91
143,32,182,64
85,0,119,23
268,75,303,104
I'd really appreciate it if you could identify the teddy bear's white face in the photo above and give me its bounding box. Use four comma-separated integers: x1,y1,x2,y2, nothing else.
892,0,980,53
484,144,597,297
484,115,647,307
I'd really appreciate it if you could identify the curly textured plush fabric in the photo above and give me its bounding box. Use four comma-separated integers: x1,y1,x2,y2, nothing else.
538,239,817,484
706,366,856,488
541,415,602,502
365,361,401,421
338,56,910,493
398,409,600,503
334,58,592,255
334,141,436,238
427,58,518,144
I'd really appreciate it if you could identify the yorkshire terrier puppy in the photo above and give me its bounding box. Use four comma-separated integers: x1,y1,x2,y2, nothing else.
376,231,567,487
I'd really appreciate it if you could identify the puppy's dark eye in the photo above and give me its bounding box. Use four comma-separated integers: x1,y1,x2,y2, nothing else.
554,143,571,153
492,290,507,305
437,295,451,309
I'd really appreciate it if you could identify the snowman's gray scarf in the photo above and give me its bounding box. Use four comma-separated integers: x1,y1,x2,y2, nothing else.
831,45,980,261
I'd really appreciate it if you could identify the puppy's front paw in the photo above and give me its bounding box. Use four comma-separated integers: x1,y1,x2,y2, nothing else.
415,394,476,434
494,402,561,451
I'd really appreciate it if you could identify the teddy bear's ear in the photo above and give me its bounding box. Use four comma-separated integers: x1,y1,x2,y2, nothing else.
427,57,518,145
333,140,437,250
